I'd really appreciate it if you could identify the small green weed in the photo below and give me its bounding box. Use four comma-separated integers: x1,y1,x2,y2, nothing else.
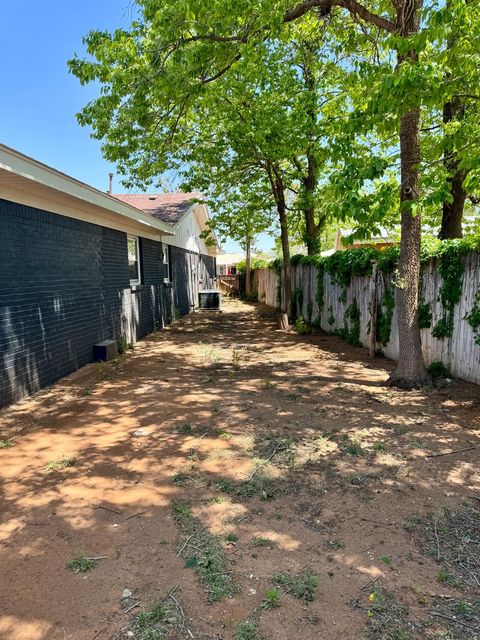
426,360,450,381
437,569,456,585
410,439,424,449
45,456,76,472
343,439,364,456
252,536,274,548
175,422,192,434
372,442,387,453
172,472,190,486
225,532,238,542
380,555,392,565
118,335,128,354
66,555,97,573
96,362,107,379
127,601,180,640
0,439,13,449
261,588,281,609
218,431,232,440
235,620,265,640
366,586,412,639
272,570,318,603
215,474,278,501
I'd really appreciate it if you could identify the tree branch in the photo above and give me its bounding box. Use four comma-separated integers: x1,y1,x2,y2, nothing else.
284,0,397,33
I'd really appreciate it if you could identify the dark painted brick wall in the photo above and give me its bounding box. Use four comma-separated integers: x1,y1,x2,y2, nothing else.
0,198,217,408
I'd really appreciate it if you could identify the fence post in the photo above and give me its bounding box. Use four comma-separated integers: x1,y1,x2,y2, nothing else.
370,262,378,358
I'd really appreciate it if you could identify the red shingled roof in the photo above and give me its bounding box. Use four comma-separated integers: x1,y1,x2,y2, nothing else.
113,192,202,225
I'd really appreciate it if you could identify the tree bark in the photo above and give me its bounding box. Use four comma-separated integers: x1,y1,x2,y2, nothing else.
387,106,428,388
303,151,320,256
440,98,466,239
277,182,292,320
245,236,252,296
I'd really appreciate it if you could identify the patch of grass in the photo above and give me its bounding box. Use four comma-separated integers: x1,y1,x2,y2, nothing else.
171,471,191,486
235,620,265,640
423,505,479,589
127,601,182,640
342,438,364,456
380,555,392,565
366,585,413,640
218,431,232,440
172,501,238,602
175,422,193,434
0,439,13,449
214,473,280,501
66,555,97,573
79,386,92,397
410,439,424,449
437,569,457,586
225,532,238,542
430,597,480,640
45,456,76,472
261,588,281,609
252,536,274,548
404,514,423,532
272,570,318,603
372,442,388,453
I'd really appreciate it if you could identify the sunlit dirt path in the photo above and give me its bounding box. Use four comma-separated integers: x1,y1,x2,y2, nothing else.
0,298,479,640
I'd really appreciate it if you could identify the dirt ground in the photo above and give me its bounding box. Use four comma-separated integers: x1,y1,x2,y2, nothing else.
0,298,479,640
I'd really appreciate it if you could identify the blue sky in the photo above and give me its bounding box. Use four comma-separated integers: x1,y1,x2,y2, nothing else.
0,0,274,252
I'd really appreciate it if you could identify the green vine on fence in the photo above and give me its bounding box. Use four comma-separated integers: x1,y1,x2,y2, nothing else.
418,301,432,329
376,288,395,346
431,241,465,339
464,290,480,346
339,299,361,347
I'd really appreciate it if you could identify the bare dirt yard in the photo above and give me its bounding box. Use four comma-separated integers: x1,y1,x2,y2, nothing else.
0,298,479,640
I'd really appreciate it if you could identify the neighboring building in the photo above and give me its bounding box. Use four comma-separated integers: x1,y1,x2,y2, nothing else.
216,252,245,276
0,144,221,408
334,229,398,252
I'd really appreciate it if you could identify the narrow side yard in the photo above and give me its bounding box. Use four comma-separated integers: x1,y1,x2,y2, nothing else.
0,299,479,640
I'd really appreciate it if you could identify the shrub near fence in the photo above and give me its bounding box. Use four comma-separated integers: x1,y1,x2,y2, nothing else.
253,245,480,385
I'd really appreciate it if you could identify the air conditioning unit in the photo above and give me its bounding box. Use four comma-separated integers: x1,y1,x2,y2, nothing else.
198,289,221,310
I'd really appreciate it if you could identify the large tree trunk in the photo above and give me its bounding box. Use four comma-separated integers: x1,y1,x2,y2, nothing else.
440,98,466,239
277,185,292,319
245,236,252,296
388,107,428,388
387,1,428,388
304,205,319,256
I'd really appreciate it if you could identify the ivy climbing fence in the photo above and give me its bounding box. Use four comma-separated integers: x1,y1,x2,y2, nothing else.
253,250,480,385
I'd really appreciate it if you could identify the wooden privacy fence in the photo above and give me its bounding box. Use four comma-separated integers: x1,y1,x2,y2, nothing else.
253,252,480,385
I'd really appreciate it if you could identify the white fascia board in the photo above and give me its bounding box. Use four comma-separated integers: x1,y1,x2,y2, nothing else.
0,144,174,237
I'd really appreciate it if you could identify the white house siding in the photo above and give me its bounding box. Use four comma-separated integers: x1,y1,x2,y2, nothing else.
163,206,209,255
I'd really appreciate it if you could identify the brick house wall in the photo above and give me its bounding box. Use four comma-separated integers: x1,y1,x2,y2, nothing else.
0,199,215,408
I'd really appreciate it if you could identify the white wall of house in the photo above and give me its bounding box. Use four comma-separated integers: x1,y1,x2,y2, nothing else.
163,205,210,254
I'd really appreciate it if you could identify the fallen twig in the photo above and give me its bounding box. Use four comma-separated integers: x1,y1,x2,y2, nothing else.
116,510,148,524
429,611,480,631
123,600,140,614
85,556,108,561
92,504,122,515
426,445,478,459
360,517,396,527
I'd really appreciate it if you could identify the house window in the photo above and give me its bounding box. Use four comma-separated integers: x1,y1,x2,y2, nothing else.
128,235,141,285
163,244,171,283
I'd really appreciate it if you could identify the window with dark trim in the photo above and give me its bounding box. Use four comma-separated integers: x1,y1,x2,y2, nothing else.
128,235,141,285
163,244,171,283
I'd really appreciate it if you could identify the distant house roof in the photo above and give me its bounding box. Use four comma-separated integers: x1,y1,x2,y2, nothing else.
113,192,202,225
216,252,245,266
